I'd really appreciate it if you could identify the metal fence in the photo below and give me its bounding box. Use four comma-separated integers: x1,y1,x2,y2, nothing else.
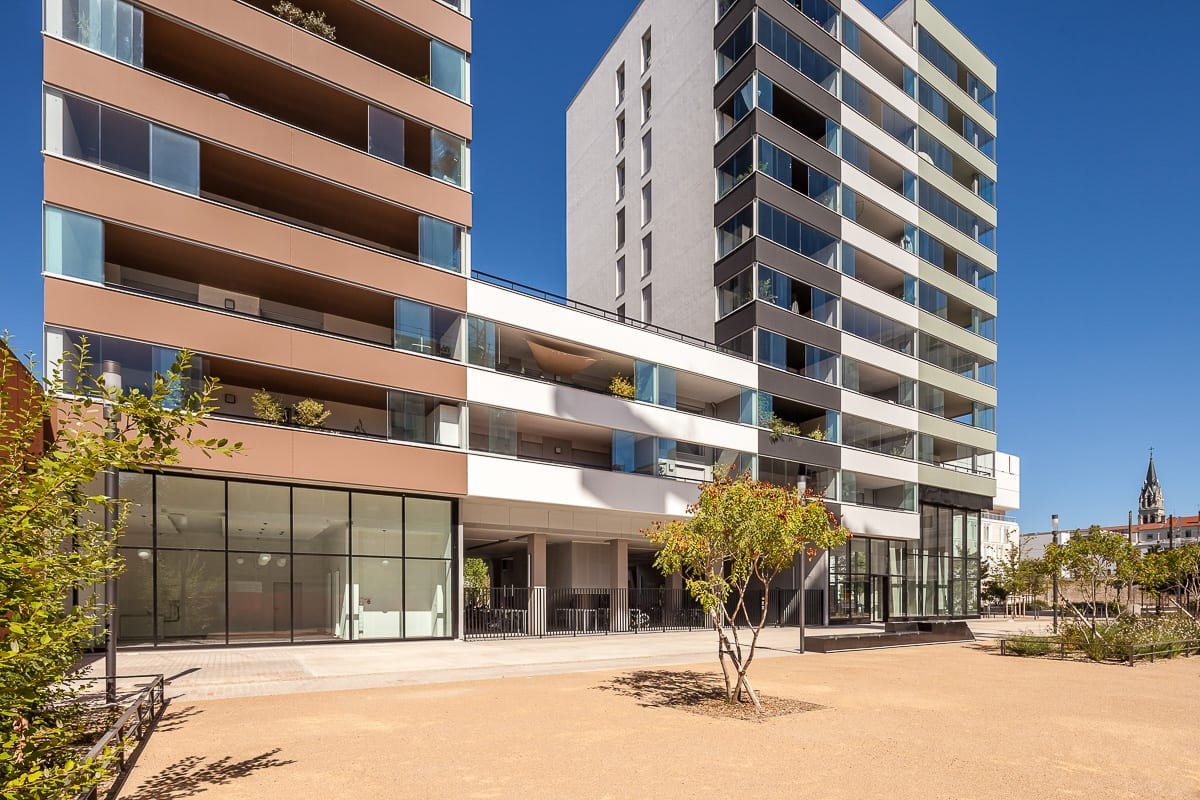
999,636,1200,666
464,587,820,640
67,674,167,800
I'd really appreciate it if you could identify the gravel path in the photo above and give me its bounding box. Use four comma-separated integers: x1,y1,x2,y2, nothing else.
115,640,1200,799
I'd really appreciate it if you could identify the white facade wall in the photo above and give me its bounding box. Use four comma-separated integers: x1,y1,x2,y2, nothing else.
566,0,715,341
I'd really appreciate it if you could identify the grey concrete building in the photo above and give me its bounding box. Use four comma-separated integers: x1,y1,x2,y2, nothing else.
568,0,1002,621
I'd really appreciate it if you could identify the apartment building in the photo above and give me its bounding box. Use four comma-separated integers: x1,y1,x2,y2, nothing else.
568,0,1004,621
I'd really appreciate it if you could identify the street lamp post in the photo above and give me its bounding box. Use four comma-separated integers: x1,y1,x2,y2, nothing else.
101,360,121,705
1051,513,1059,634
797,475,808,655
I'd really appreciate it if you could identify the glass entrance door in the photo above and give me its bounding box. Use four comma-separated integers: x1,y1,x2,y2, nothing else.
870,576,886,622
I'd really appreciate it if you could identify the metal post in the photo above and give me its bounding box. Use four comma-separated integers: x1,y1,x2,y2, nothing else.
102,406,118,705
797,475,807,654
1051,514,1059,635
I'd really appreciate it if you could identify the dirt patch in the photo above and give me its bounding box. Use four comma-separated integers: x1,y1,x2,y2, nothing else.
596,669,825,721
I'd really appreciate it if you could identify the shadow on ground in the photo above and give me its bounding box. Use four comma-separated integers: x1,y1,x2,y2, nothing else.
595,669,727,708
122,748,295,800
154,703,204,733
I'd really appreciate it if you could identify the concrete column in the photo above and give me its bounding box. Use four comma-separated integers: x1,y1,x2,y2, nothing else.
609,539,629,632
526,533,547,635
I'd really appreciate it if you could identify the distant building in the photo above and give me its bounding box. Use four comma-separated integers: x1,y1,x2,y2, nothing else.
1,340,44,459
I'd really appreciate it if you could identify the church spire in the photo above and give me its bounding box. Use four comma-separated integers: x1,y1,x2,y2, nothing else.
1139,450,1165,525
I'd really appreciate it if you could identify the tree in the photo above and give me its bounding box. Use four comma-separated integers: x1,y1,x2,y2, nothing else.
1,339,240,799
1045,527,1138,629
463,557,490,609
644,470,846,710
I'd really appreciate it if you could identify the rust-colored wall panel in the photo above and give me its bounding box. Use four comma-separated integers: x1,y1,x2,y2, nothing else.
1,342,45,458
44,159,467,311
44,280,468,400
174,417,468,496
137,0,470,138
44,38,471,226
362,0,471,52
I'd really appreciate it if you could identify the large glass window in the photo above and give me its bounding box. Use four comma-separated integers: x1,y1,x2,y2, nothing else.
717,13,753,77
228,553,291,643
44,206,103,283
353,557,403,639
395,298,463,359
758,139,838,211
757,203,838,269
843,415,913,459
292,554,350,641
350,493,404,557
717,205,754,258
418,216,463,272
717,77,755,137
466,317,496,368
228,480,290,553
717,268,753,318
50,0,144,67
405,559,453,637
468,405,517,456
155,475,224,550
388,391,462,447
292,487,349,555
786,0,838,35
405,498,453,559
99,105,149,180
757,12,837,93
842,75,915,149
758,266,838,326
150,125,200,194
367,105,407,167
429,40,467,100
431,129,466,186
156,550,225,644
758,329,837,384
842,302,914,354
717,141,754,198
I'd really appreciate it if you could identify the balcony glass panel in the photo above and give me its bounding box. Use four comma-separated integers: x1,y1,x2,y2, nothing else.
840,471,916,511
418,216,462,272
466,317,497,368
430,129,465,186
612,430,657,475
51,0,144,67
388,391,462,447
757,203,838,269
757,12,837,94
842,301,914,355
758,266,838,326
717,141,753,198
394,298,463,360
843,414,913,459
367,105,407,167
758,329,837,384
717,268,753,318
717,205,754,258
469,406,518,456
429,40,467,100
44,206,103,283
150,125,200,195
718,77,755,137
717,13,753,78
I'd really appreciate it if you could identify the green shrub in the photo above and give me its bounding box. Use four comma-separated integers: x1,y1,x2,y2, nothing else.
1005,634,1054,657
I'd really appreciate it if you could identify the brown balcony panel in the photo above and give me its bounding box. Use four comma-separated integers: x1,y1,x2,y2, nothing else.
174,417,467,496
44,159,466,310
44,280,467,401
141,0,470,136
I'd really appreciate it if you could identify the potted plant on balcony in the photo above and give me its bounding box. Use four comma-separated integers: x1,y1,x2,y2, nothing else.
766,413,802,442
609,373,636,399
251,389,286,425
806,427,826,442
272,1,337,40
292,398,332,428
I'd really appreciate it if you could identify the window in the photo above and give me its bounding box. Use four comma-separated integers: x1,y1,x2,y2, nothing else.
616,161,626,201
757,11,838,94
48,0,144,67
615,63,626,105
641,82,652,123
616,114,626,152
44,206,103,284
641,284,653,323
641,29,652,72
757,266,838,326
388,391,463,447
787,0,838,36
757,329,838,384
430,40,468,100
717,140,753,197
717,77,754,137
717,268,753,318
641,183,652,225
717,13,753,78
394,298,464,359
757,202,839,269
641,234,652,276
717,204,753,258
757,138,838,210
842,302,914,354
641,131,652,174
418,216,463,272
616,208,626,248
616,256,626,296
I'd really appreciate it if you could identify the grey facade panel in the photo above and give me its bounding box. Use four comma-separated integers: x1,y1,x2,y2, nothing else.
758,364,841,410
756,0,842,65
754,173,841,235
714,302,758,345
714,172,762,227
714,41,759,110
713,235,759,285
754,112,842,179
754,47,841,123
714,1,754,45
755,301,840,352
754,238,841,295
758,429,841,469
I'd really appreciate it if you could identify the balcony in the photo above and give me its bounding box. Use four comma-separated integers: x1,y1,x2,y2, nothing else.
240,0,468,101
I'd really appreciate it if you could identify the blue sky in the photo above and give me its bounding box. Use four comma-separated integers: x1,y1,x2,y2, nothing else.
5,1,1199,534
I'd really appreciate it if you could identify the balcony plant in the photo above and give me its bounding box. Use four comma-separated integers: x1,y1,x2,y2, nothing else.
272,1,337,41
251,389,286,425
609,373,635,399
806,428,826,442
292,398,332,428
766,413,802,442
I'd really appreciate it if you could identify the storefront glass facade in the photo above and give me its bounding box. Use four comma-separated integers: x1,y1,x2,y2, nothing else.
114,472,456,646
828,504,980,623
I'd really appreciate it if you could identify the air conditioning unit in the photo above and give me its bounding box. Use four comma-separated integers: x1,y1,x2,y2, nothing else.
657,459,676,477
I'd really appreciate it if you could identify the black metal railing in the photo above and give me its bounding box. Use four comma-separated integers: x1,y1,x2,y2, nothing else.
999,636,1200,666
465,587,823,640
67,674,167,800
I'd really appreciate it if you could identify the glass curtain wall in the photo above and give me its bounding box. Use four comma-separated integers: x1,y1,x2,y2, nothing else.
114,472,456,646
826,512,979,623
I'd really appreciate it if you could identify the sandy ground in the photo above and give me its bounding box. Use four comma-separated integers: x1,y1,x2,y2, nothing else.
115,640,1200,800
